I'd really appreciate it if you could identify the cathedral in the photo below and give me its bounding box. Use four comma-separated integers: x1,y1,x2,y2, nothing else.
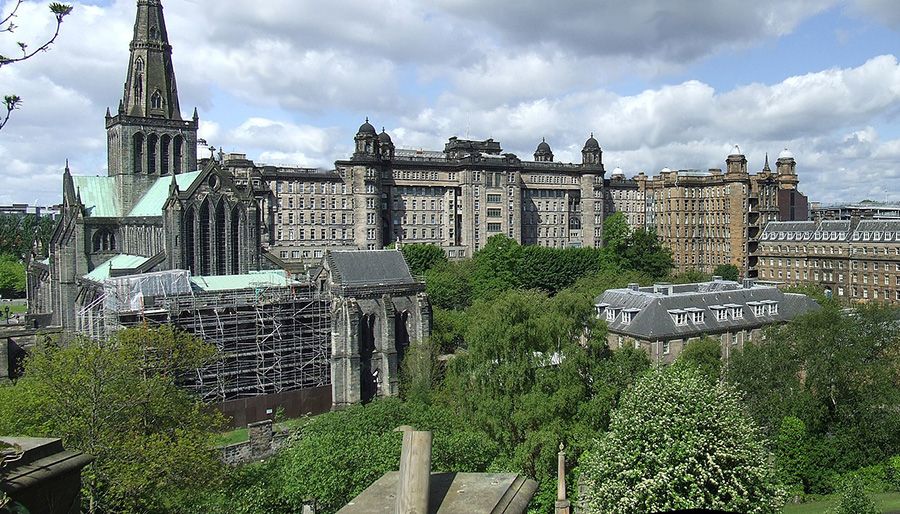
28,0,274,329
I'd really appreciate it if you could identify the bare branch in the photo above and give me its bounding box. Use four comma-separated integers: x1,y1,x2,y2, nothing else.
0,0,24,33
0,2,72,68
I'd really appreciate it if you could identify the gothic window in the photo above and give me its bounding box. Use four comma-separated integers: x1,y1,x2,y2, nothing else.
135,57,144,72
184,206,195,274
199,199,211,275
147,134,158,174
230,205,243,274
215,200,227,275
132,132,144,173
160,135,170,174
173,136,183,174
92,229,116,252
151,91,163,110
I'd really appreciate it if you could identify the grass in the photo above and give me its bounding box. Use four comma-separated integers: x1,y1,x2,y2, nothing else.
783,491,900,513
215,414,313,447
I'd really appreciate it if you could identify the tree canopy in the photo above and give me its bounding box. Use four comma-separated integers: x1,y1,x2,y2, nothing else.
399,243,446,276
580,366,783,514
0,327,225,513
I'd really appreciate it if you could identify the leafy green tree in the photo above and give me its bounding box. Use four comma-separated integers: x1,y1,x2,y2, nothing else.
831,475,879,514
438,288,650,512
424,259,473,310
0,327,225,514
774,416,812,498
400,243,446,276
672,268,711,284
179,399,499,514
0,254,25,295
727,304,900,492
713,263,740,281
0,214,54,258
674,335,722,383
471,234,523,300
580,366,784,514
622,227,674,280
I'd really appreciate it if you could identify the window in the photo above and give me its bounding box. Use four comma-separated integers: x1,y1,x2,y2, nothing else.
669,310,687,326
487,193,501,203
487,222,502,232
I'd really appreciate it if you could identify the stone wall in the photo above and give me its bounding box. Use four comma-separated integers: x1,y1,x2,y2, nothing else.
219,420,290,466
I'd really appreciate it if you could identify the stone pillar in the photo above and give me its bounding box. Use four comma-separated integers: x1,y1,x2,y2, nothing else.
555,444,570,514
248,420,274,460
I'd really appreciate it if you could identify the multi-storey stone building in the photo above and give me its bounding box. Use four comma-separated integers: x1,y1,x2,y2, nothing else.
256,132,808,276
757,218,900,304
246,127,608,264
595,278,820,365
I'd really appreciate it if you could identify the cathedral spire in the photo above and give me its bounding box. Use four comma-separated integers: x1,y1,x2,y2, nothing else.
121,0,182,119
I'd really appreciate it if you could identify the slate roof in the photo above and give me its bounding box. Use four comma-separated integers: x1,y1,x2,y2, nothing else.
326,249,415,287
128,170,203,217
595,280,820,340
72,176,121,218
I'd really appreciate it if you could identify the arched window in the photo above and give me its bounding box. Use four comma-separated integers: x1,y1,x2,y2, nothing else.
147,134,158,174
132,133,144,174
184,206,195,274
173,136,183,174
92,229,116,252
215,199,227,275
160,135,170,174
199,199,211,275
135,57,144,72
230,205,243,274
150,91,163,110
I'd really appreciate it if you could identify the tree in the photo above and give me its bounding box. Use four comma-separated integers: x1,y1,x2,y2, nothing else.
424,259,473,311
622,227,674,280
0,327,225,513
580,366,784,514
470,234,523,300
400,243,446,276
672,268,710,284
438,288,650,512
674,335,722,383
713,263,740,281
0,1,73,130
832,476,879,514
0,254,25,296
178,399,499,514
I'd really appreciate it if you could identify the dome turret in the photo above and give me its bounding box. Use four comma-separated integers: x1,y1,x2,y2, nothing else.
583,134,600,150
358,117,377,135
534,137,554,162
581,132,602,168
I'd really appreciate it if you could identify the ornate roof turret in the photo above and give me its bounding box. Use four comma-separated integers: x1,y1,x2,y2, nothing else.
583,133,600,151
763,153,771,173
581,132,603,169
378,127,392,143
534,137,554,162
358,117,377,135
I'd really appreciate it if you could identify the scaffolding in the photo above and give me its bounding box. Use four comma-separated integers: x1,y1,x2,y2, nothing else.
77,271,331,403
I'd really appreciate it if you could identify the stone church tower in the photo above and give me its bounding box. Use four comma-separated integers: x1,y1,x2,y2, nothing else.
105,0,198,214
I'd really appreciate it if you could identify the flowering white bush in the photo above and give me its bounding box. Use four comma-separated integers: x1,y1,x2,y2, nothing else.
580,366,784,513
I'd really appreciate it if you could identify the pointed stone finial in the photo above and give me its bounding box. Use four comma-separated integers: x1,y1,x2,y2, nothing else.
193,107,199,120
106,107,111,118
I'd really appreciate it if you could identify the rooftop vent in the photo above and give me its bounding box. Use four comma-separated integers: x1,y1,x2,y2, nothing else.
653,282,673,296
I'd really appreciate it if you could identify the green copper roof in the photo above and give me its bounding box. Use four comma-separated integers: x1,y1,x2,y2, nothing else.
190,271,300,291
72,176,121,218
84,254,150,282
128,170,203,217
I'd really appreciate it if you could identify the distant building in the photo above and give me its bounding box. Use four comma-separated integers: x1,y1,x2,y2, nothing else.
0,204,60,220
594,278,820,365
757,218,900,304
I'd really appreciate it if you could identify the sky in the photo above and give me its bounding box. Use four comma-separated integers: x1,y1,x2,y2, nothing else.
3,0,900,206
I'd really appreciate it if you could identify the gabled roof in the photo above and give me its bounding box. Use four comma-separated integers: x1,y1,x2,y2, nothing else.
128,170,203,217
72,176,121,218
326,249,415,287
84,254,151,282
595,280,819,340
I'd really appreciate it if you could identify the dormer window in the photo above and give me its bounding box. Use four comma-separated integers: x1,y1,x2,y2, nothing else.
621,308,640,325
606,308,620,322
668,309,687,326
725,304,743,319
595,303,609,319
748,301,765,317
711,305,727,322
